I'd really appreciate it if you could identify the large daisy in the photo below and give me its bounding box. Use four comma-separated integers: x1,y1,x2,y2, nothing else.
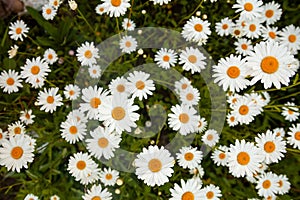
101,0,131,17
181,16,211,43
232,0,263,20
127,71,155,100
256,172,279,198
0,69,23,94
279,24,300,54
170,178,202,200
261,2,282,25
82,184,112,200
37,87,63,113
76,41,100,67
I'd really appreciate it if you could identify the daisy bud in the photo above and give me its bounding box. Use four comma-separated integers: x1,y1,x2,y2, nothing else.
68,0,77,10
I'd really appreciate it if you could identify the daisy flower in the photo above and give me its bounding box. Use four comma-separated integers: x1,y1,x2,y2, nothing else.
287,123,300,149
179,47,206,74
168,104,199,135
154,48,178,69
231,26,244,38
122,18,136,31
243,20,262,39
37,87,63,113
227,139,264,178
100,167,119,186
60,117,87,144
261,26,280,42
24,194,39,200
20,109,35,125
256,172,279,198
281,102,299,122
134,145,174,187
67,109,88,124
0,69,23,94
76,41,100,67
169,178,202,200
190,165,205,178
108,76,130,96
273,127,285,138
182,16,211,43
197,116,207,133
8,20,29,41
50,0,62,9
88,65,102,78
279,25,300,54
21,56,50,88
180,86,200,106
79,85,109,120
43,48,58,64
8,45,19,59
150,0,171,5
50,195,60,200
82,184,112,200
211,146,229,167
215,17,234,36
234,38,253,56
98,94,140,134
42,4,57,20
101,0,131,17
7,121,26,136
199,184,222,200
276,174,291,195
174,77,191,94
0,129,8,145
246,41,296,89
63,84,81,100
232,0,263,20
226,113,239,127
245,92,268,108
202,129,220,148
119,35,138,54
261,1,282,25
95,3,107,15
0,134,35,172
86,126,121,160
176,146,203,169
127,71,155,100
212,54,250,93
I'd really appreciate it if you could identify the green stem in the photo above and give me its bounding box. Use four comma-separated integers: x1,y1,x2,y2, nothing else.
27,35,40,47
287,148,300,154
256,81,300,92
77,9,95,34
177,0,204,26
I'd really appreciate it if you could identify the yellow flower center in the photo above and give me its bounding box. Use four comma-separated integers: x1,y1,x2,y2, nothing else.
90,97,101,108
47,96,55,104
6,77,15,86
84,50,93,59
91,196,101,200
222,24,229,30
219,152,226,159
262,180,271,189
264,141,276,153
244,2,253,11
111,0,121,7
239,105,249,115
206,191,214,199
188,55,197,64
194,24,203,32
11,146,24,159
163,55,170,62
184,152,194,161
148,158,162,172
111,106,126,120
249,24,256,32
237,151,250,165
98,137,109,148
288,34,296,43
31,65,40,75
227,66,240,78
261,56,279,74
295,131,300,141
16,27,22,34
241,44,248,50
125,41,131,47
46,8,52,15
182,191,194,200
268,31,276,39
117,84,125,92
186,93,194,101
69,126,78,134
76,160,86,170
136,80,145,90
179,113,189,123
105,173,113,180
265,10,274,18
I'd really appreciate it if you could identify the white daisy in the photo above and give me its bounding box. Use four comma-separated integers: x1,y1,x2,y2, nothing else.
68,0,77,10
174,77,191,94
8,20,29,41
42,4,57,20
197,116,208,133
108,76,130,96
43,48,58,65
20,109,35,125
279,25,300,54
234,38,253,56
211,145,229,167
8,45,19,59
60,117,87,144
100,167,119,186
190,165,205,178
243,20,262,39
95,3,107,15
179,46,206,74
63,84,81,100
232,0,263,20
261,26,280,42
287,123,300,149
0,129,8,145
150,0,171,5
0,134,35,172
50,0,62,9
281,102,299,122
180,86,200,106
76,41,100,67
231,26,244,38
24,194,39,200
261,1,282,25
256,172,279,198
169,178,202,200
50,195,60,200
134,145,174,187
122,18,136,31
7,121,26,136
119,35,138,54
199,184,222,200
176,146,203,169
202,129,220,148
67,109,88,124
88,65,102,78
272,127,285,138
276,174,291,195
0,69,23,94
37,87,63,113
182,16,211,43
168,104,199,135
215,17,234,36
127,71,155,100
86,126,121,160
82,184,112,200
245,92,268,108
154,48,178,69
226,112,239,127
101,0,131,17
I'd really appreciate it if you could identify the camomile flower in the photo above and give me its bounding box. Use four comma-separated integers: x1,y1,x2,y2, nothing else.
60,117,87,144
50,195,60,200
179,47,206,74
180,86,200,106
215,17,234,36
0,129,8,145
88,65,102,78
255,130,286,164
272,127,285,138
82,184,112,200
227,92,241,106
227,139,264,178
20,109,35,125
67,109,88,124
37,87,63,113
8,20,29,41
154,48,177,69
134,145,175,187
279,25,300,54
119,35,138,54
234,38,253,56
24,194,39,200
0,69,23,94
231,26,244,38
0,134,35,172
127,71,155,100
122,18,136,31
287,123,300,150
243,20,262,39
232,0,263,20
86,126,121,160
76,41,100,67
95,3,107,15
281,102,299,122
213,54,250,93
50,0,62,9
197,116,207,133
244,92,268,108
276,174,291,195
182,16,211,43
43,48,58,65
261,2,282,25
199,184,222,200
246,41,296,89
108,76,130,96
261,26,280,42
168,104,199,135
256,172,279,198
42,4,57,20
202,129,220,148
174,77,191,95
226,112,239,127
63,84,81,100
169,178,202,200
150,0,171,5
176,146,203,169
211,145,229,167
100,167,119,186
7,121,26,136
8,45,19,59
101,0,131,17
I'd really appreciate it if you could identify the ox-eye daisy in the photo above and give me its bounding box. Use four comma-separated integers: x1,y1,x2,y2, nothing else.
122,18,136,31
108,76,130,96
150,0,171,5
232,0,263,20
287,123,300,150
20,109,35,125
211,145,229,167
179,47,206,74
174,77,191,95
119,35,138,54
60,118,87,144
261,26,281,42
261,2,282,25
37,87,63,113
182,16,211,43
88,65,102,78
7,121,26,136
102,0,131,17
43,48,58,64
95,3,107,15
76,42,99,67
0,69,23,94
234,38,253,56
63,84,81,100
281,102,299,122
154,48,178,69
24,194,39,200
279,25,300,54
243,20,262,39
82,184,112,200
256,172,279,198
127,71,155,100
276,174,291,195
100,168,119,186
8,20,29,41
180,86,200,106
202,129,220,148
42,4,57,20
169,178,202,200
197,116,207,133
199,184,222,200
176,146,203,169
215,17,234,36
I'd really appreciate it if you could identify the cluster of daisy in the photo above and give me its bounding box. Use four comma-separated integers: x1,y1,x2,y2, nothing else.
42,0,63,20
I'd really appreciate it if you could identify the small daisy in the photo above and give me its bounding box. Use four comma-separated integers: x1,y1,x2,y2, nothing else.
8,20,29,41
20,109,35,125
169,178,202,200
197,116,208,133
43,48,58,64
215,17,234,36
179,47,206,74
227,139,264,178
122,18,136,31
202,129,220,148
180,86,200,106
95,3,107,15
37,87,63,113
256,172,279,198
190,165,205,178
50,0,62,9
50,195,60,200
88,65,102,78
63,84,81,100
60,117,87,144
7,121,26,136
211,145,229,167
134,145,174,187
276,174,291,195
150,0,171,5
231,26,244,38
273,127,285,138
226,112,239,127
168,104,199,135
0,129,8,145
245,92,268,108
287,123,300,149
243,20,262,39
281,102,299,122
279,25,300,54
24,194,39,200
174,77,191,94
0,69,23,94
42,4,57,20
82,184,112,200
127,71,155,100
100,167,119,186
76,41,100,67
213,54,250,93
86,126,121,160
0,134,35,172
261,1,282,25
101,0,131,17
234,38,253,56
154,48,177,69
261,26,280,42
176,146,203,169
232,0,263,20
108,76,130,96
119,35,138,54
182,16,211,43
199,184,222,200
67,109,88,124
8,45,19,59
